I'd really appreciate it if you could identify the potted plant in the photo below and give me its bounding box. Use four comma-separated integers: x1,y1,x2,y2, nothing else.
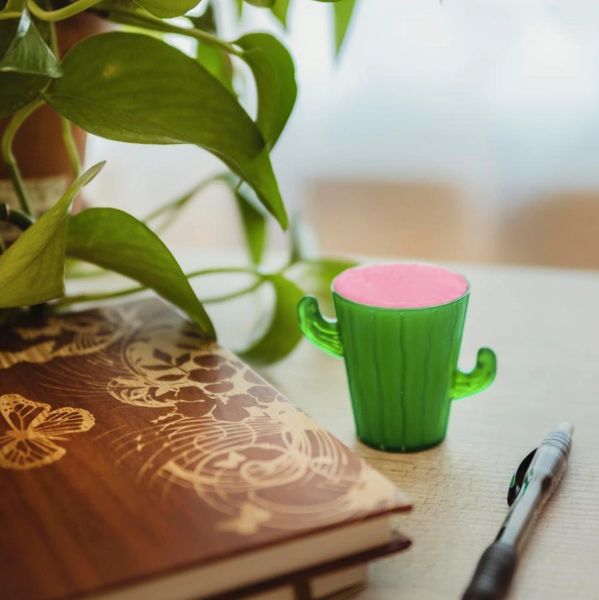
0,0,357,363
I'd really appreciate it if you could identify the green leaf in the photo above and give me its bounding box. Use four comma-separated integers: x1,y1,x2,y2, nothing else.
0,71,46,117
44,32,287,229
333,0,357,55
0,162,104,308
195,40,234,93
236,33,297,148
244,0,275,6
0,11,61,77
270,0,291,27
187,4,216,32
0,10,22,58
0,10,59,117
189,7,234,95
234,0,243,18
288,217,311,263
286,257,355,315
133,0,201,18
289,258,356,298
234,183,267,265
240,275,303,364
66,207,215,338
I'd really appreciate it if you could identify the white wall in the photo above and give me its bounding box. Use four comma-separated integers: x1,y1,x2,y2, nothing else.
85,0,599,238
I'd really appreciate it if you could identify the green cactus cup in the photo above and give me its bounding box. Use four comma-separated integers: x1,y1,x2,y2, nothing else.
297,263,496,452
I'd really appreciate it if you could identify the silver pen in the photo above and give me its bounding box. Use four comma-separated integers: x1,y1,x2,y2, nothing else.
462,422,574,600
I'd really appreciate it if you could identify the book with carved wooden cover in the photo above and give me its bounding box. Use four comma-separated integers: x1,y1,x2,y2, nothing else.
0,300,411,600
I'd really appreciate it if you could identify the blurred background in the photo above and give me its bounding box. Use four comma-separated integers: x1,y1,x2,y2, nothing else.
86,0,599,270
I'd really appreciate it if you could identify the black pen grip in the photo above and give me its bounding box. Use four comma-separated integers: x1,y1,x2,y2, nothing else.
462,542,518,600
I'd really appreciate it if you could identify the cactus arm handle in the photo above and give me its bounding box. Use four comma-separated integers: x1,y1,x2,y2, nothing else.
451,347,497,400
297,296,344,357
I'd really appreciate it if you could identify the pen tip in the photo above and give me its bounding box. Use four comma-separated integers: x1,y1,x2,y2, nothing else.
558,422,574,436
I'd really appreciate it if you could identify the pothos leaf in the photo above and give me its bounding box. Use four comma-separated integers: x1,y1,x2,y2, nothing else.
0,71,47,117
66,207,215,338
44,32,288,229
188,0,233,90
234,183,267,266
240,275,304,364
333,0,357,55
270,0,291,27
187,4,217,32
196,40,234,93
288,258,356,299
133,0,201,18
236,33,297,148
234,0,243,18
286,257,355,315
188,9,234,95
0,162,105,308
243,0,275,6
0,10,59,117
0,9,23,58
0,10,61,77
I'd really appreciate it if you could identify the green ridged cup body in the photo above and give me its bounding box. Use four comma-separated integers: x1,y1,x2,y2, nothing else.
333,291,469,452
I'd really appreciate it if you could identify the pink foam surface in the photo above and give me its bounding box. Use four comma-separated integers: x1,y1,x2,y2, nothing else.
333,263,469,308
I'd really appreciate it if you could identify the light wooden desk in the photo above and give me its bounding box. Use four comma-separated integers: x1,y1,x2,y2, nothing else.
249,263,598,600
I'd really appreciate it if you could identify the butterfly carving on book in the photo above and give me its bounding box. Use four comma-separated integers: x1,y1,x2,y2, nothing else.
0,394,95,470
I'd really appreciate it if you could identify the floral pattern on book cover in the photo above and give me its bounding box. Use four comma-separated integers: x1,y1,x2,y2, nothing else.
0,301,400,535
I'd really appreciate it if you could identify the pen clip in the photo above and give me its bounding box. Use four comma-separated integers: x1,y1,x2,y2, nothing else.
507,448,537,506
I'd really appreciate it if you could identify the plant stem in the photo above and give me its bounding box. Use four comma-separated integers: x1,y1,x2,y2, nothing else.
55,285,145,307
57,266,260,307
46,2,59,47
1,99,44,216
0,204,35,254
0,11,21,20
96,4,241,56
143,172,228,227
27,0,103,21
61,119,81,177
4,163,31,215
186,266,258,278
65,263,108,279
45,17,81,178
0,203,34,231
202,279,263,304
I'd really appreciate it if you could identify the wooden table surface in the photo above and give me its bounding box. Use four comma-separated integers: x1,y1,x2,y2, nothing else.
247,263,599,600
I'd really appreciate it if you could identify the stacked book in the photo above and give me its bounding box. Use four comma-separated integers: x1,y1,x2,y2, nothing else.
0,300,411,599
